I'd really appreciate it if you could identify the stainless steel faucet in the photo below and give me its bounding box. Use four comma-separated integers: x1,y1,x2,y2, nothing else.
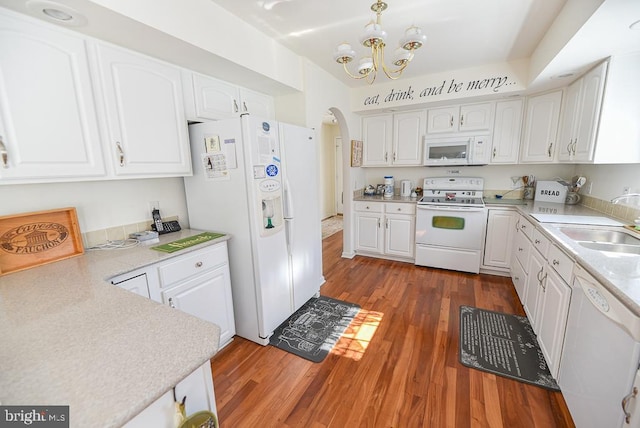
611,193,640,205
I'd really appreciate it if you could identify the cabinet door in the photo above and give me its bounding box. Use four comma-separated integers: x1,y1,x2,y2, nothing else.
523,250,545,332
384,213,415,258
459,103,494,132
536,268,571,378
392,111,424,165
240,88,275,119
427,106,458,133
355,212,383,253
362,115,392,166
573,61,607,162
192,72,240,120
520,90,563,163
490,100,523,164
112,273,150,298
510,255,527,304
483,209,517,269
97,44,191,176
0,12,105,182
163,264,236,347
557,79,582,161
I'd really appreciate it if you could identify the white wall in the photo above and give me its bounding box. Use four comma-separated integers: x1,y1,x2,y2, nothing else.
362,164,579,194
0,178,188,233
575,164,640,200
319,124,340,219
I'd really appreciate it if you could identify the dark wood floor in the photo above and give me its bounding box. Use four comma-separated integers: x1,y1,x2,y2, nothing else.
210,231,575,427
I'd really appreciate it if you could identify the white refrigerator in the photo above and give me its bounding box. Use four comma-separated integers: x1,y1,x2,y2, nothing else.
183,115,324,346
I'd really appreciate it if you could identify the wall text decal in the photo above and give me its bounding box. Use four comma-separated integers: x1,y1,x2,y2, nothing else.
362,76,517,107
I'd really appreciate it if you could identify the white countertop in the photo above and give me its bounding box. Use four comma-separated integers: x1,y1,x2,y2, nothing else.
511,203,640,316
0,229,229,427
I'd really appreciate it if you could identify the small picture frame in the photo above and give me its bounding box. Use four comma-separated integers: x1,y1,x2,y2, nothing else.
350,140,363,167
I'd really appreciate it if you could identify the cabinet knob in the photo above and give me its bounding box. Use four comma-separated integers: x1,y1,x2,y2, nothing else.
0,135,8,168
397,207,401,211
233,99,239,113
535,239,540,244
552,259,560,266
547,142,554,158
195,261,203,268
168,297,176,308
460,114,464,126
243,101,248,112
623,387,638,423
492,147,496,158
518,247,523,252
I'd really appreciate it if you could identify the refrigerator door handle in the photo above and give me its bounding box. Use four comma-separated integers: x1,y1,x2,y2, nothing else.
283,178,294,219
284,218,293,253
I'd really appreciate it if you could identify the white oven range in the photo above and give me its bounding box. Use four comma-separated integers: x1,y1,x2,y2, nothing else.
415,177,487,274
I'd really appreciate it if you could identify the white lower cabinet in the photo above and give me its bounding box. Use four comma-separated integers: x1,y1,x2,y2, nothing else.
109,241,235,349
509,214,573,379
355,201,415,260
123,361,217,428
111,269,151,298
482,208,518,272
162,263,235,347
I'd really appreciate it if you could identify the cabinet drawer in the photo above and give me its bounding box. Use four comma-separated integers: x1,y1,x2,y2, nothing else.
385,203,416,215
518,216,535,241
158,243,228,288
532,229,550,258
355,201,383,213
547,244,573,283
514,230,531,273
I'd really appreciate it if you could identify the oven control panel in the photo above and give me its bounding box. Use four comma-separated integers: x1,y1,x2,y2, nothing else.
422,177,484,191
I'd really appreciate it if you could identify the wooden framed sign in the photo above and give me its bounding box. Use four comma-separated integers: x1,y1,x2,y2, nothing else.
0,207,84,276
350,140,363,167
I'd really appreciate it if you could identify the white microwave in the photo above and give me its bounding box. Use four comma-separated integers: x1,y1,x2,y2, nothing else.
423,135,492,166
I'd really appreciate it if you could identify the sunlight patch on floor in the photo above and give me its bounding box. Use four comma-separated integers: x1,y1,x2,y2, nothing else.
331,309,383,361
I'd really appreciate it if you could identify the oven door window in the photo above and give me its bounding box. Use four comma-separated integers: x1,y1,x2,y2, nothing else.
427,144,468,161
432,215,465,230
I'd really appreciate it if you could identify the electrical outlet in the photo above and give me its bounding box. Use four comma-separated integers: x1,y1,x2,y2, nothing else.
623,186,631,195
148,201,159,213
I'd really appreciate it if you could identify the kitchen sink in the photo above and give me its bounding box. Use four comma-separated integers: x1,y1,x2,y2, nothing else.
559,227,640,255
578,241,640,255
559,228,640,245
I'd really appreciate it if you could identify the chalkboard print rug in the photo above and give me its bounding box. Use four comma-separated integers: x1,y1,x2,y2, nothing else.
459,305,560,391
269,296,361,363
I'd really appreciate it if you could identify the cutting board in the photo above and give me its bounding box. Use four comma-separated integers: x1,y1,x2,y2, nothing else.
0,208,84,276
530,214,625,226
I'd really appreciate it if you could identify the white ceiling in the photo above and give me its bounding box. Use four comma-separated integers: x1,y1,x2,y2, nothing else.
210,0,640,89
210,0,567,87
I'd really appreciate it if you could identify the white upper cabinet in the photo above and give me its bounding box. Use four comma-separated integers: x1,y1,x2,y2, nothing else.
0,11,105,183
362,114,393,166
239,87,275,120
362,111,424,166
558,60,607,162
392,110,425,166
426,102,494,134
520,90,563,163
190,72,240,120
96,43,192,177
490,99,523,164
183,72,275,121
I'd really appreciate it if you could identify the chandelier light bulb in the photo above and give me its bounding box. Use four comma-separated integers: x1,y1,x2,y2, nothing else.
358,57,374,75
333,42,356,63
360,21,387,48
393,47,413,66
401,25,427,50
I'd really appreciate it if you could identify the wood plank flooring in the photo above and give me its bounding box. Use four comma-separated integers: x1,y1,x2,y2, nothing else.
210,231,575,427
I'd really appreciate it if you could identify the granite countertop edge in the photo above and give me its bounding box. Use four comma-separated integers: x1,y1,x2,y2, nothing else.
0,229,228,427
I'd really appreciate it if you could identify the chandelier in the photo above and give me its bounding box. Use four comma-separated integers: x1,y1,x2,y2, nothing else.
333,0,427,84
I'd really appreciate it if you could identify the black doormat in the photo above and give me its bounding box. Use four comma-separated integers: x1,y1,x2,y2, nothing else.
459,305,560,391
269,296,360,363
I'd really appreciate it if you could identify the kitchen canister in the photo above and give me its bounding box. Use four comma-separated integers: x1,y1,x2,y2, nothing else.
384,176,394,198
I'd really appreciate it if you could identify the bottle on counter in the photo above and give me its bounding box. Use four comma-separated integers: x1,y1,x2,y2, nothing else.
384,176,394,198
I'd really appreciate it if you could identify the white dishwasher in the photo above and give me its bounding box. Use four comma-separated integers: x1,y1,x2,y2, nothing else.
558,265,640,428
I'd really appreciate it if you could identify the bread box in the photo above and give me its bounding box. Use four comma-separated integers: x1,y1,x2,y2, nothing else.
535,180,568,203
